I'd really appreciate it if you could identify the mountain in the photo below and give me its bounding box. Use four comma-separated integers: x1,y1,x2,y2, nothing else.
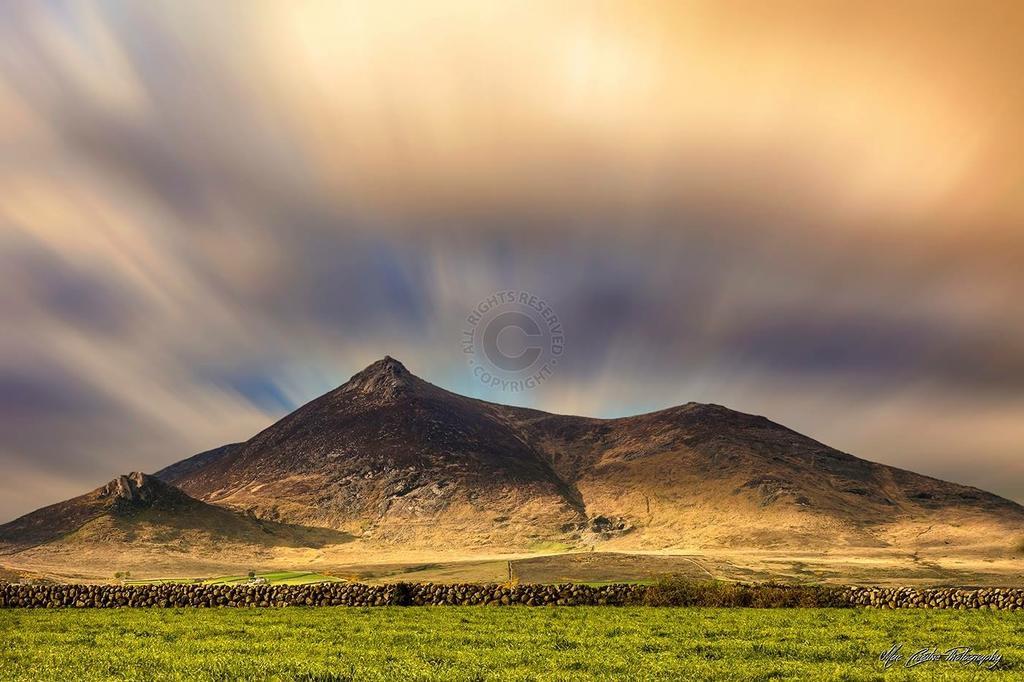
152,356,1024,553
0,472,350,576
3,356,1022,582
156,357,585,547
154,443,243,485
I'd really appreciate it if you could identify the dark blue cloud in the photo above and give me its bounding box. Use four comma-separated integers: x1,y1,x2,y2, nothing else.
200,370,295,414
0,367,107,417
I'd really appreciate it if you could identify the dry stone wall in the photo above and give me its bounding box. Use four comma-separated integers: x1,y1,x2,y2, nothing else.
0,582,644,608
3,581,1024,609
846,586,1024,610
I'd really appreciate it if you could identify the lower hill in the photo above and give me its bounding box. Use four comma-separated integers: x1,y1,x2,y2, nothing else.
0,473,351,580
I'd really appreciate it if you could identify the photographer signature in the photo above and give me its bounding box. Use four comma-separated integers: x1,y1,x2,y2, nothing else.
880,643,1002,670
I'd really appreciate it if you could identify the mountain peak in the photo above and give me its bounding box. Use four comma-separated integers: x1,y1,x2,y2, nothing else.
341,356,416,401
369,355,408,374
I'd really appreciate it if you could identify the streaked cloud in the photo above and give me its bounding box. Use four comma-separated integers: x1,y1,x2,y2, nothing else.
1,1,1022,520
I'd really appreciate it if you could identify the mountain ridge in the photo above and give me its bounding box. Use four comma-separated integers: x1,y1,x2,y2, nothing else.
153,357,1024,551
3,356,1022,580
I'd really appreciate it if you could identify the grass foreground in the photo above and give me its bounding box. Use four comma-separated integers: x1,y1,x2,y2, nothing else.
1,607,1020,680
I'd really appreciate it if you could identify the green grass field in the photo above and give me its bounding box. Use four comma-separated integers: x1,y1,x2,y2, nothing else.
0,607,1020,680
125,571,343,586
202,572,344,586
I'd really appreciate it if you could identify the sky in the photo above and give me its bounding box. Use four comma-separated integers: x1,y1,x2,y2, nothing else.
1,1,1022,522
